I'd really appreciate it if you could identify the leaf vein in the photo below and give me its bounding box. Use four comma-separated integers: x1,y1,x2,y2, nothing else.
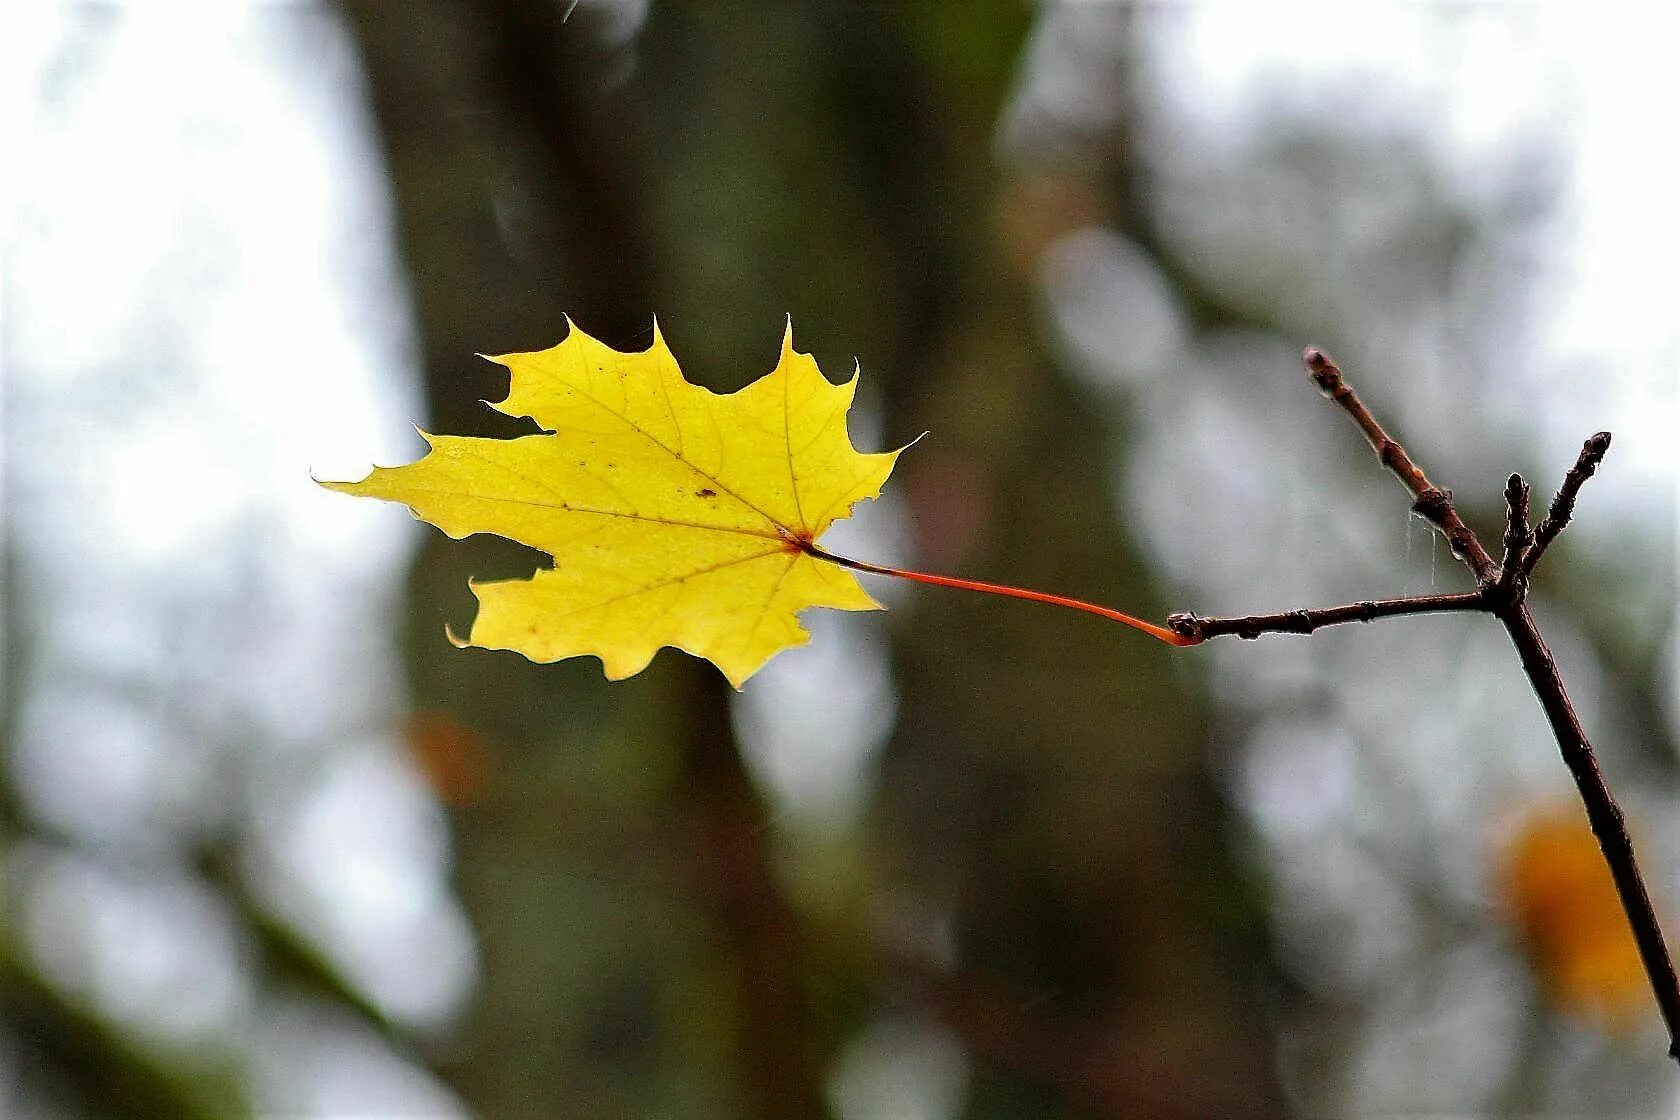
382,482,783,542
530,548,788,624
784,365,807,532
555,376,785,532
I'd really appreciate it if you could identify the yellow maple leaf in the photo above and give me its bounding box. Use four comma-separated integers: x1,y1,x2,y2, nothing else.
323,320,901,687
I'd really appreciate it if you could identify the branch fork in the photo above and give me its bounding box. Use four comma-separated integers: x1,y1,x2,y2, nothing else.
1171,347,1676,1061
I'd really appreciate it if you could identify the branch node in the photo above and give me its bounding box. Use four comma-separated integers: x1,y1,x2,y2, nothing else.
1409,487,1453,523
1166,611,1204,642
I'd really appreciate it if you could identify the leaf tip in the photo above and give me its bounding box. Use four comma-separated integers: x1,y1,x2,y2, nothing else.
444,622,471,649
313,466,373,493
780,313,796,356
714,656,755,691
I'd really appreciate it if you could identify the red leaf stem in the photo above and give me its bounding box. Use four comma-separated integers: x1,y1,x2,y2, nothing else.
802,542,1197,647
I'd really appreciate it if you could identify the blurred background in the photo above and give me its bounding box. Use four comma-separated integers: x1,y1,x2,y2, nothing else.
4,3,1678,1117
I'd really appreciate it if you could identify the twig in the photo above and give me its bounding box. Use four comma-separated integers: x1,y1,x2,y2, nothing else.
1496,473,1532,601
1220,348,1679,1062
1166,591,1484,642
1522,432,1613,574
1303,348,1498,580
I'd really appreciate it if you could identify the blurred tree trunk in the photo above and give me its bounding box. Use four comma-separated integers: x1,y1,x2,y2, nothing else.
344,2,824,1116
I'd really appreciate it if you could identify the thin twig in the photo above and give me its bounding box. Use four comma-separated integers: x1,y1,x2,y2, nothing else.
1302,347,1498,580
1496,473,1532,601
1522,432,1613,574
1167,591,1484,642
1284,347,1680,1062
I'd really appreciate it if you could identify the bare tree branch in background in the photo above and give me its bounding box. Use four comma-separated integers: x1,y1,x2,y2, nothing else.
1168,348,1680,1063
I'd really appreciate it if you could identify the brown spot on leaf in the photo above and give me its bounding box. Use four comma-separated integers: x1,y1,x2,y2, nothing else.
696,488,717,499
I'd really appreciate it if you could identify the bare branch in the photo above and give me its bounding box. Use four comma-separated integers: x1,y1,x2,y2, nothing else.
1500,602,1680,1058
1264,348,1678,1061
1522,431,1613,574
1302,347,1498,581
1167,591,1484,643
1174,347,1667,1056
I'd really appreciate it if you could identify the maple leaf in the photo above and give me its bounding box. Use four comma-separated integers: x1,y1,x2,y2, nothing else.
325,319,1189,687
323,320,901,687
